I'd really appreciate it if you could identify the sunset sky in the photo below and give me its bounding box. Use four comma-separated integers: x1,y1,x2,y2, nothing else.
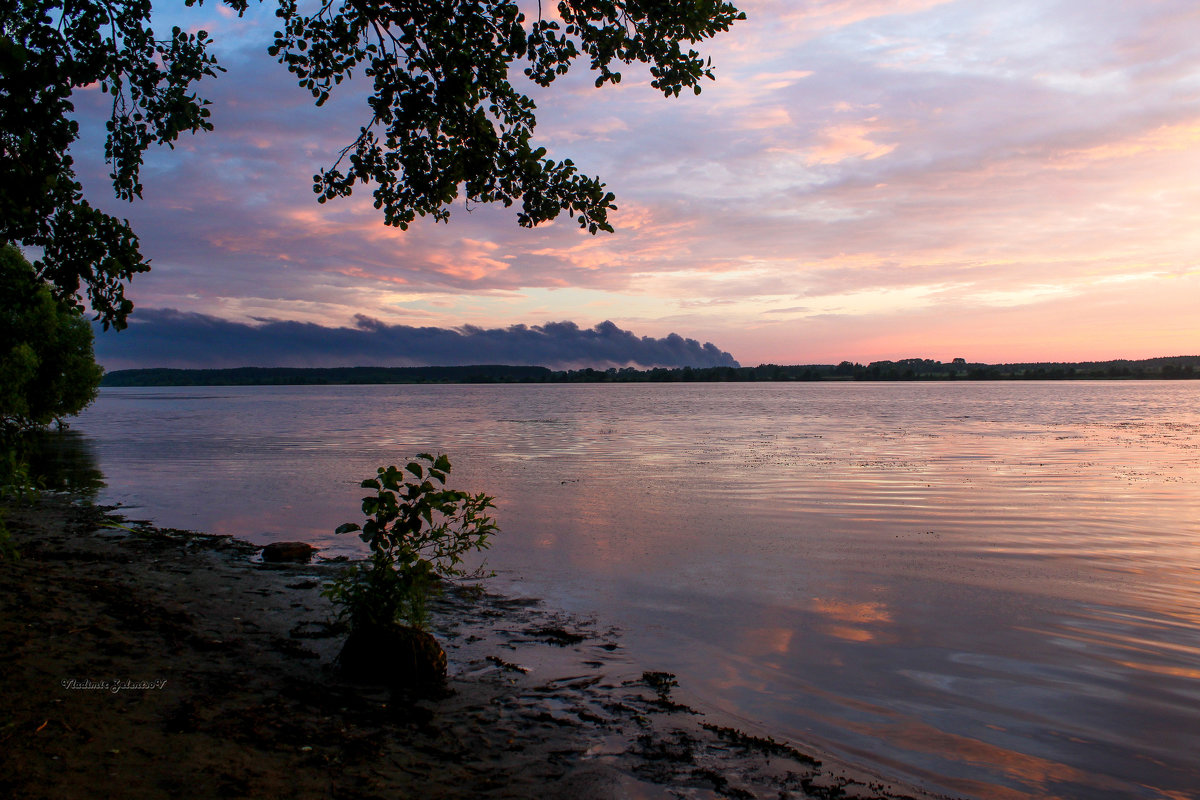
75,0,1200,368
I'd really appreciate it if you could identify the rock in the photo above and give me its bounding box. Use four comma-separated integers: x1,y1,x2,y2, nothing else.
337,624,448,688
549,766,643,800
260,542,316,563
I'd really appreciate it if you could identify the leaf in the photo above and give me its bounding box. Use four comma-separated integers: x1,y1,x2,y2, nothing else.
328,453,499,629
335,522,361,534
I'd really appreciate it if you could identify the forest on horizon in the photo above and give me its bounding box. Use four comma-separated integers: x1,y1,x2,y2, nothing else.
101,355,1200,386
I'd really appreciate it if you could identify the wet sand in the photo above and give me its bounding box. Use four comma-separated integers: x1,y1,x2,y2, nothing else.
0,493,950,800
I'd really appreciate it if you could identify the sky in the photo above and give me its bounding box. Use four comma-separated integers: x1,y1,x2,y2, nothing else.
74,0,1200,369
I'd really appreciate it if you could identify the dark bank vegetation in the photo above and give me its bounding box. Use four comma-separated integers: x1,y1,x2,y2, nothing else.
102,365,555,386
103,354,1200,387
325,454,497,686
1,245,104,557
1,245,103,432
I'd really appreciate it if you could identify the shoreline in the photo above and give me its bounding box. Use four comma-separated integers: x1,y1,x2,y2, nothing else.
0,493,950,799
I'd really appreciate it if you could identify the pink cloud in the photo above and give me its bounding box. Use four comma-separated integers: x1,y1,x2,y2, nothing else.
804,119,899,164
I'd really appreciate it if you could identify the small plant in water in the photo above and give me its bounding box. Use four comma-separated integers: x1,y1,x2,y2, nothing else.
324,454,497,684
0,444,41,560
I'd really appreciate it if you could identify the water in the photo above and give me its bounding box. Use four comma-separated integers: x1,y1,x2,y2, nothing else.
69,381,1200,799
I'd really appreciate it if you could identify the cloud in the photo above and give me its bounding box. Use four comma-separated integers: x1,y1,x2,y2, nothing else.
804,119,898,164
93,310,741,370
57,1,1200,365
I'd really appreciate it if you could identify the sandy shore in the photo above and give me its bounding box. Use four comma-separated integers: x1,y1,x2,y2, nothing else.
0,493,948,799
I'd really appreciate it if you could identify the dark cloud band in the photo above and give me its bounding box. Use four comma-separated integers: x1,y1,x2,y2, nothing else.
93,309,740,370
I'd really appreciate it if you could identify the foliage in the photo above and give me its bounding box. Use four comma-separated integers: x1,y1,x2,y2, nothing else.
1,1,744,329
1,0,222,328
324,453,498,630
0,516,17,560
0,447,39,503
265,0,744,234
0,244,104,432
0,445,40,561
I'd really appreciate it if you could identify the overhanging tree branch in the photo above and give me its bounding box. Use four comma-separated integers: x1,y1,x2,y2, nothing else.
1,0,743,329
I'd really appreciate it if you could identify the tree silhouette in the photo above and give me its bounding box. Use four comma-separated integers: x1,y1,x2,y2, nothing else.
0,244,103,431
1,0,743,328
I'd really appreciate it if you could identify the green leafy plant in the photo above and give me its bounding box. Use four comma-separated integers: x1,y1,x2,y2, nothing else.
324,453,498,631
1,245,103,432
0,519,17,561
0,445,38,561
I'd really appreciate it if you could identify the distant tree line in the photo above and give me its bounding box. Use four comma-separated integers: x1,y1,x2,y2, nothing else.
100,365,555,386
833,356,1199,381
102,356,1200,387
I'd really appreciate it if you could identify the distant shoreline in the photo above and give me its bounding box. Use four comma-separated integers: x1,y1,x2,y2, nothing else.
101,356,1200,386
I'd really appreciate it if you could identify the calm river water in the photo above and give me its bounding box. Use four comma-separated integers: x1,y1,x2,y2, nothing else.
68,381,1200,799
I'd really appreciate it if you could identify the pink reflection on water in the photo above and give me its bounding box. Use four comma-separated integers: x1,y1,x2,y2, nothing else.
74,381,1200,799
858,716,1129,800
811,598,893,643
